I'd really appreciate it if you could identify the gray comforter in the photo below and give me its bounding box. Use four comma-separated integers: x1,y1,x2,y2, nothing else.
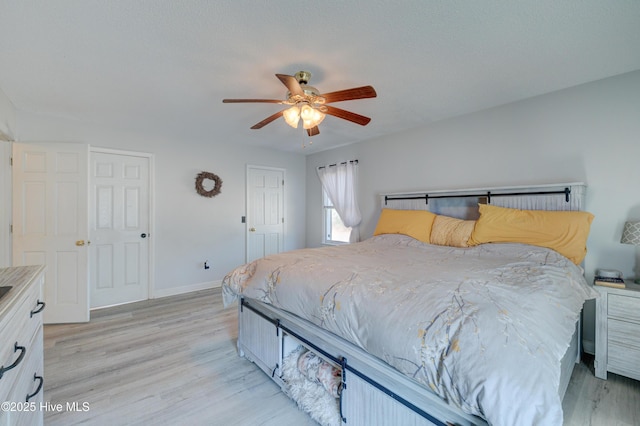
222,234,597,425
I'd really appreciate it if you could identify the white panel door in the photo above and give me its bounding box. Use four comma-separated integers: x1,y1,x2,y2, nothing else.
12,142,89,323
90,151,150,308
246,166,284,262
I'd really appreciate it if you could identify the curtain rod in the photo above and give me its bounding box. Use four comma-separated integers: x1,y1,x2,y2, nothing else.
317,159,358,170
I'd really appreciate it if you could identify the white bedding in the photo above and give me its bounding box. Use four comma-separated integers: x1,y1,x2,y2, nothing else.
222,234,597,425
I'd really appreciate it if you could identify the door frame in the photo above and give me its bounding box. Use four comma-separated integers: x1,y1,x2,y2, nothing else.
90,147,155,302
245,165,285,263
0,140,11,267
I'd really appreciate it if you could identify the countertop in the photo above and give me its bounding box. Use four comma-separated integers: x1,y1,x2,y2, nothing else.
0,265,46,319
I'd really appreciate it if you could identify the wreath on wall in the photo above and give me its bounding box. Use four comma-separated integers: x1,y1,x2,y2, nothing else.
195,171,223,198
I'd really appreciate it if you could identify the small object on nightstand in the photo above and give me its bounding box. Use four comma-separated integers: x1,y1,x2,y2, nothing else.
594,276,626,289
595,268,623,279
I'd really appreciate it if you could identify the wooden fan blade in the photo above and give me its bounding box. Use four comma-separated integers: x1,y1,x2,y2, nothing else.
222,99,284,103
251,110,285,129
307,126,320,137
321,86,377,103
276,74,304,97
324,105,371,126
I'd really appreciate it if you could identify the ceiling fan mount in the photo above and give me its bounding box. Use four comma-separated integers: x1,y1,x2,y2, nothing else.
294,70,311,85
223,71,376,137
285,71,324,107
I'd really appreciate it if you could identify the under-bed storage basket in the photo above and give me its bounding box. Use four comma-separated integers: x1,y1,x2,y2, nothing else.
238,299,281,381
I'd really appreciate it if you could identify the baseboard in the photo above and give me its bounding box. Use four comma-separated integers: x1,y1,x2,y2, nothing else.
153,279,222,299
582,338,595,355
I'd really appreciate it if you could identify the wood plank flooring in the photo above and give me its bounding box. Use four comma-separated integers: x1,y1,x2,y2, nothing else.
43,288,640,425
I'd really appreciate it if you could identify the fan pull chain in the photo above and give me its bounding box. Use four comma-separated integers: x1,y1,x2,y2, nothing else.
301,136,313,149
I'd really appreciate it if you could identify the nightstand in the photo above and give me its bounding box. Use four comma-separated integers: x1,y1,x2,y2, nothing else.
594,280,640,381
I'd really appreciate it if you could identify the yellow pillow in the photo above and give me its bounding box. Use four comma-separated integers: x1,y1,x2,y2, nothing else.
467,204,594,264
430,215,476,248
373,209,437,243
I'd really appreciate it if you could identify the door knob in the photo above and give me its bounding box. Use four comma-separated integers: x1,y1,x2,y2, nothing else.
249,227,256,232
75,240,85,246
141,233,147,238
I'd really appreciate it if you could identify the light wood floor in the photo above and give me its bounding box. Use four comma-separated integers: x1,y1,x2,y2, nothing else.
43,288,640,425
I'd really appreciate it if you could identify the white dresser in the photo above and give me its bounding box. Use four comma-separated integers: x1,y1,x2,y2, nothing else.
0,265,46,426
594,281,640,381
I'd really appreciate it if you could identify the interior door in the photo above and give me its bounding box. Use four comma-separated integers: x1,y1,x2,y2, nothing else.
89,150,150,308
12,142,89,323
246,166,284,262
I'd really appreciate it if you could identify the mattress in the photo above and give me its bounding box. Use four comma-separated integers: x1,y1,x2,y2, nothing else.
223,234,597,425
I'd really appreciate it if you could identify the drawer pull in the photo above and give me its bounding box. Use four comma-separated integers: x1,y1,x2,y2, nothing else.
30,299,46,317
26,374,44,402
0,343,26,379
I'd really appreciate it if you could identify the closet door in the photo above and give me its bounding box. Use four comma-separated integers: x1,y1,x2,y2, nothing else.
89,150,150,308
12,142,90,323
246,166,284,262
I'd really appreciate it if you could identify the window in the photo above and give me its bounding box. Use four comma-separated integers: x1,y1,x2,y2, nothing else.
323,189,351,244
317,160,361,243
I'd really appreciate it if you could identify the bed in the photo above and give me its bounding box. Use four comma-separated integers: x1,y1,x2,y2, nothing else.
222,182,597,426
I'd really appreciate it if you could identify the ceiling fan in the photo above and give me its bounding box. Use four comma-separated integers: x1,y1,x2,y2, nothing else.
222,71,377,137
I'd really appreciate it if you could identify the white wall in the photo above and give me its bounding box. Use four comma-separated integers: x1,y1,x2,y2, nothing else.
306,70,640,352
14,113,307,296
0,87,16,267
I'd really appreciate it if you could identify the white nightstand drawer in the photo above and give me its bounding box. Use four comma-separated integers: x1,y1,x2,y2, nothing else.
608,318,640,350
607,318,640,380
608,294,640,323
607,341,640,379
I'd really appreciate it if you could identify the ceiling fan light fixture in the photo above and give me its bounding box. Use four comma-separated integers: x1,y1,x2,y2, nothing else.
283,106,300,128
282,103,327,130
311,108,325,125
299,104,314,120
299,104,325,129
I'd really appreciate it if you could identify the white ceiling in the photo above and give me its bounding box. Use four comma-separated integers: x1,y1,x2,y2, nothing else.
1,1,639,154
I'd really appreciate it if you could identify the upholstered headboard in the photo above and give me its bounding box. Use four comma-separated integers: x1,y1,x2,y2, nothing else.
380,182,586,219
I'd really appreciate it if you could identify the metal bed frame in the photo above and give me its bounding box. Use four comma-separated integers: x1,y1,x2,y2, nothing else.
234,182,587,425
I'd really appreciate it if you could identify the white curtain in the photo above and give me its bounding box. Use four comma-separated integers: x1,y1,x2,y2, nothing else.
317,161,362,242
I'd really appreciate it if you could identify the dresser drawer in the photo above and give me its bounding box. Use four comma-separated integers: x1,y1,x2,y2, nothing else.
3,328,44,426
608,294,640,323
0,266,45,426
0,286,43,400
0,273,44,405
